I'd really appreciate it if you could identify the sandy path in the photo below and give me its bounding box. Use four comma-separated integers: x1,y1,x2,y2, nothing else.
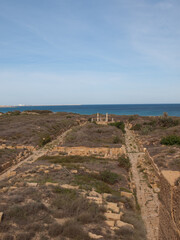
125,127,159,240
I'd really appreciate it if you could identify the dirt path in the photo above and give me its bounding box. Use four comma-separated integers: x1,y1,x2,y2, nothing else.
125,126,159,240
0,127,73,181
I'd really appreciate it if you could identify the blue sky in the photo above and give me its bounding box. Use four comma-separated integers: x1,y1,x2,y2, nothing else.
0,0,180,105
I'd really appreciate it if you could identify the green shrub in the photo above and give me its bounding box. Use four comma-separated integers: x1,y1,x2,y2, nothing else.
160,135,180,145
128,115,139,122
52,187,105,222
38,155,109,164
99,170,119,185
121,210,146,240
7,110,21,116
74,174,113,193
131,124,142,131
158,118,179,128
109,121,125,133
38,134,51,147
113,136,120,144
141,126,152,135
24,110,52,114
118,155,131,171
6,202,47,223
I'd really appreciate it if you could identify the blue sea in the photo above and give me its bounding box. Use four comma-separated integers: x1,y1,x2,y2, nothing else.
1,104,180,116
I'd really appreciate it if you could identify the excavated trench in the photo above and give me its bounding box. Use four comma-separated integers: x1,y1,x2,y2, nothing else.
125,127,159,240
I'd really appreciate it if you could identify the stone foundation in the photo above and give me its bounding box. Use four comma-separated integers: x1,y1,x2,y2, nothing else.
51,146,126,159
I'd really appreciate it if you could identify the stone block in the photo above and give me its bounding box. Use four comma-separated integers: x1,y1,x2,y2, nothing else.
45,182,59,187
0,212,3,223
105,212,122,220
60,184,79,189
106,202,119,213
121,191,133,199
105,220,115,227
27,182,38,187
116,220,134,230
88,232,103,239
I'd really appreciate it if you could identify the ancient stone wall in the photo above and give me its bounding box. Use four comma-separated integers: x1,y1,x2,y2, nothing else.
137,142,180,239
158,171,180,240
50,146,126,159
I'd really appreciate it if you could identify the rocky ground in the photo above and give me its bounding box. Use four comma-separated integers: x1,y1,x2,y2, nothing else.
0,111,85,174
0,115,147,240
129,115,180,171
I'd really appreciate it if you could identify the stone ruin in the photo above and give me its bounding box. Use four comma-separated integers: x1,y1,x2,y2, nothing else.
92,113,114,124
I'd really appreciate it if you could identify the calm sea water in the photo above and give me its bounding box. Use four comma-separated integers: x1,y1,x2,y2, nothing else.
1,104,180,116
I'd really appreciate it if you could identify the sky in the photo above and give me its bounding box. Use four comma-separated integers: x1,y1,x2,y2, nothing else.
0,0,180,105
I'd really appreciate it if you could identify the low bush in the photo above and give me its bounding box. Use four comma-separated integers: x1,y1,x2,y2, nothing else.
38,134,51,147
74,174,113,193
38,155,109,164
0,223,10,233
99,170,119,185
113,136,120,144
52,186,105,221
109,121,126,133
160,135,180,145
2,235,14,240
24,110,52,114
169,159,180,170
131,124,142,131
158,117,179,128
118,155,131,171
106,194,121,203
16,232,35,240
141,126,152,135
6,202,47,223
121,210,146,240
48,223,63,237
115,225,134,239
61,220,91,240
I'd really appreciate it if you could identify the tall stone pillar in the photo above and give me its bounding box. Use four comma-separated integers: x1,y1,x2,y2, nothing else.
97,113,100,122
106,113,108,122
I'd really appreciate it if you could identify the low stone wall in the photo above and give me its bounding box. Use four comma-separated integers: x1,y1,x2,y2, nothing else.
0,145,35,151
144,148,161,177
143,148,180,239
134,134,180,240
158,171,180,240
51,146,126,159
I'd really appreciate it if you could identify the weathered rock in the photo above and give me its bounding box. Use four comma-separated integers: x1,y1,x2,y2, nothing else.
54,165,62,170
27,182,38,187
0,187,8,193
70,169,78,174
102,193,112,199
116,220,134,230
45,182,59,187
153,187,160,193
0,212,3,223
121,191,133,199
87,196,103,205
89,190,102,198
8,171,16,177
106,202,119,213
105,220,115,227
88,232,103,239
60,184,78,189
9,186,17,190
105,212,122,220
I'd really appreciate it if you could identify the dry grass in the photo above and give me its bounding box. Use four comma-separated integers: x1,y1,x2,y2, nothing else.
63,123,124,147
